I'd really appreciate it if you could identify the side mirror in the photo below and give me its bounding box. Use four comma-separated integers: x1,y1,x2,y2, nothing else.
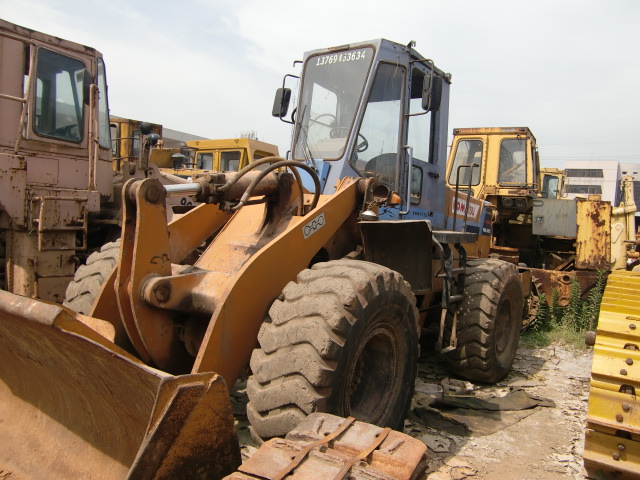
82,69,95,105
272,88,291,118
422,75,442,112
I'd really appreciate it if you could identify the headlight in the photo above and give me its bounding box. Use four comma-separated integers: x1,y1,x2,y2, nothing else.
502,197,515,208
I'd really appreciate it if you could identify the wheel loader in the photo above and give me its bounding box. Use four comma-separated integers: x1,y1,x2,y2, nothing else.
446,127,637,310
0,19,208,302
153,137,281,176
0,18,278,305
111,117,281,186
0,31,530,478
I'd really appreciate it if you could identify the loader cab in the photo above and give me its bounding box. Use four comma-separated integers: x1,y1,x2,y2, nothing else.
276,39,453,229
0,19,114,301
0,20,113,202
182,138,280,172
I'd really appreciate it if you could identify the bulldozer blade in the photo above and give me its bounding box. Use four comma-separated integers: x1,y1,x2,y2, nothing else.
0,290,241,480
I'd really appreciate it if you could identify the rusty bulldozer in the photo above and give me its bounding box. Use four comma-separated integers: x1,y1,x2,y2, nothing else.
0,27,531,479
446,127,637,311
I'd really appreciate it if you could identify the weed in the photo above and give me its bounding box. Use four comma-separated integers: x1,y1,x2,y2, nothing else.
523,270,606,348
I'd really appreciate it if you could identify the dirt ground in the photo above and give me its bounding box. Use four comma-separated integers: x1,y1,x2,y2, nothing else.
232,342,593,479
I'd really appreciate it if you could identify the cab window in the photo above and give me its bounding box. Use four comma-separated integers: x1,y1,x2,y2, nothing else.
221,150,242,171
448,139,482,186
411,166,423,204
34,48,85,142
407,68,434,163
542,175,560,198
498,139,526,184
196,152,213,169
354,62,405,190
96,58,111,148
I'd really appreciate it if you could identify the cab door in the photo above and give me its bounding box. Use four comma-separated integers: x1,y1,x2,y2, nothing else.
400,65,446,228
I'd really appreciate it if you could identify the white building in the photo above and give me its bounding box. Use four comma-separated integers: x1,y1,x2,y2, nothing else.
564,160,622,205
563,160,640,208
621,162,640,209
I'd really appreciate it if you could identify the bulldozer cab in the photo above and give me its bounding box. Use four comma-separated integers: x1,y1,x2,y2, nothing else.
446,127,541,218
275,39,463,230
540,167,566,199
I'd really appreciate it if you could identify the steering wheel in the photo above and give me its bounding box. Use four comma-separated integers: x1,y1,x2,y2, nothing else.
311,113,369,153
363,153,396,185
49,124,79,138
355,133,368,152
328,126,368,153
310,113,337,126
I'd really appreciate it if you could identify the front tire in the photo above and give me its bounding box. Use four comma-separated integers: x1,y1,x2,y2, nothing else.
63,241,120,314
446,258,523,383
246,260,419,439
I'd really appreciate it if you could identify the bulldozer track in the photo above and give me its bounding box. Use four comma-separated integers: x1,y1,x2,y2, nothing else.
584,270,640,479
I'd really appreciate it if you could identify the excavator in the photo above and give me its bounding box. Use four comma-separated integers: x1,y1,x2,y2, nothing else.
0,26,530,479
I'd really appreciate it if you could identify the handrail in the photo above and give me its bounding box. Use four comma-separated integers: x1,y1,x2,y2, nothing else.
452,162,478,231
399,145,413,215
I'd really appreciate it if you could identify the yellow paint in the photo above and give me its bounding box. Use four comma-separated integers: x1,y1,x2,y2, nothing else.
584,270,640,478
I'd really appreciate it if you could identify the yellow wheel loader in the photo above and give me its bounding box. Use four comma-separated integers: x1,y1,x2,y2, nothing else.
153,137,281,178
0,32,530,478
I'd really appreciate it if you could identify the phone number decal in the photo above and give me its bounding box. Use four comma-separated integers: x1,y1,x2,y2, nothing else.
315,49,367,66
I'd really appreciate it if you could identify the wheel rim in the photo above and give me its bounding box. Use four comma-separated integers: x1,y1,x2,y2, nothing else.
341,309,402,423
495,298,513,354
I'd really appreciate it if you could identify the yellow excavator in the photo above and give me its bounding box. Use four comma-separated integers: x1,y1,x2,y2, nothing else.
0,25,531,479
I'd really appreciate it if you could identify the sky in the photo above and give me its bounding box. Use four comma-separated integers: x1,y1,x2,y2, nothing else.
2,0,639,169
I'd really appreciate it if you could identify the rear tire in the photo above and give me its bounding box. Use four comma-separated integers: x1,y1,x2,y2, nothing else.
246,259,419,439
446,258,523,383
63,241,120,314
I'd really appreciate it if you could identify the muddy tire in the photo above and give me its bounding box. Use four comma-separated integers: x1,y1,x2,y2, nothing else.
446,258,523,383
246,259,419,439
63,241,120,314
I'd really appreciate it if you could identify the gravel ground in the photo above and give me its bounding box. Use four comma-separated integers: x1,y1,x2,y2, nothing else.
232,342,593,479
409,343,593,479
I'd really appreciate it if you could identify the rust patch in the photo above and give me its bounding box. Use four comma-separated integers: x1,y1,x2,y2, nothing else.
230,413,428,480
529,268,601,307
576,200,611,270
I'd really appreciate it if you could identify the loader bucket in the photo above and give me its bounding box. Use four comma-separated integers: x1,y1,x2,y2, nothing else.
0,290,241,479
